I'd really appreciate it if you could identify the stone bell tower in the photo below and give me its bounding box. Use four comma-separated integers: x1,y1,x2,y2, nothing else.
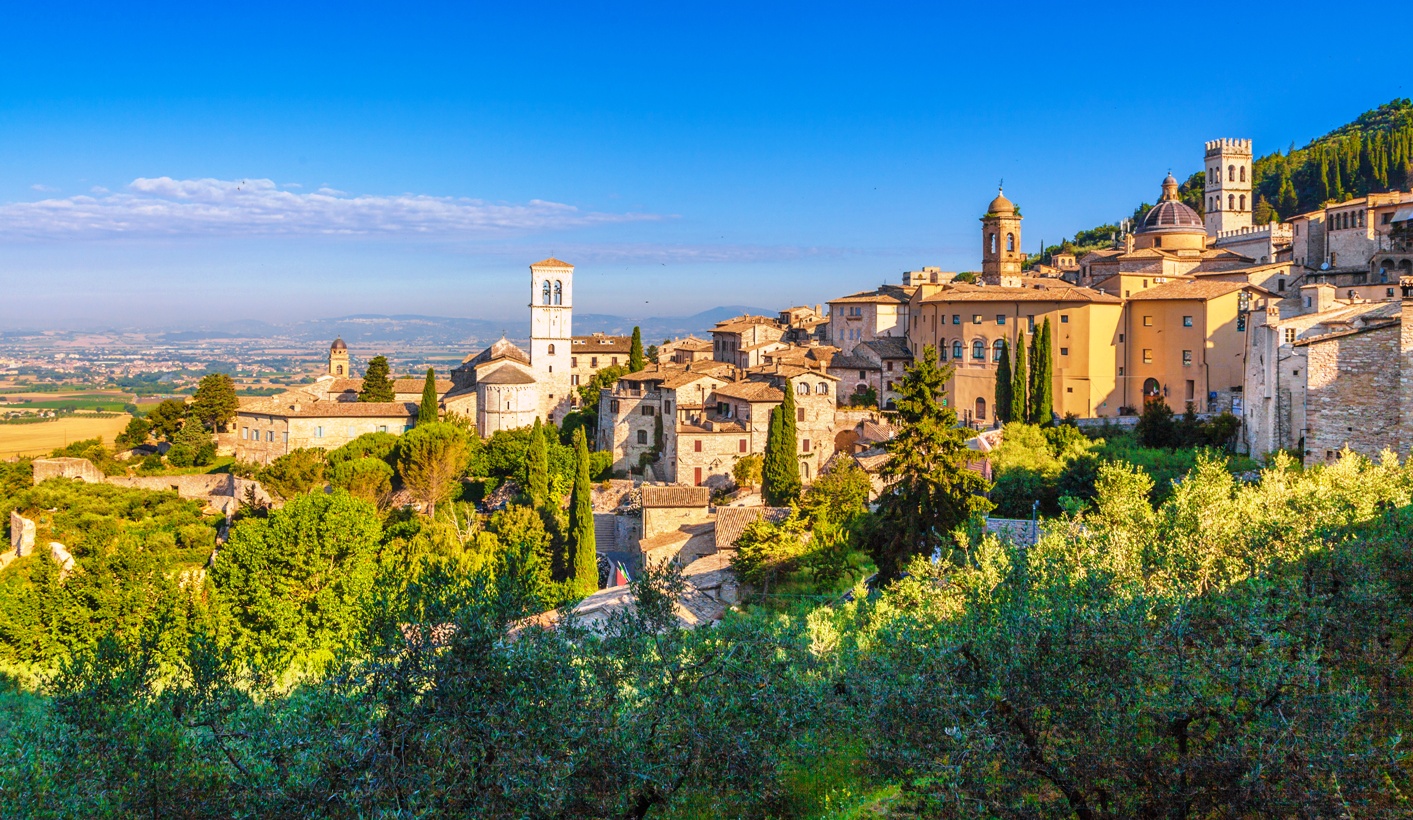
1204,138,1253,236
981,186,1024,286
328,338,349,377
529,257,574,422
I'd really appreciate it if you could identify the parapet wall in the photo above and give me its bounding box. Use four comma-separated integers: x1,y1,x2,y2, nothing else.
1205,138,1252,156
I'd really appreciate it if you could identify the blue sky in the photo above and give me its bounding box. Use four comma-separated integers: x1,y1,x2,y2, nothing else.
0,1,1404,329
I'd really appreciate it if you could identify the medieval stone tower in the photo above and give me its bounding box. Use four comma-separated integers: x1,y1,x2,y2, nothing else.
980,187,1024,285
529,257,574,422
328,338,349,377
1204,138,1253,236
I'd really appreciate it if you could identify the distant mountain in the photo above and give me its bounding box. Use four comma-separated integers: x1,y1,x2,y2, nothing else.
141,306,778,349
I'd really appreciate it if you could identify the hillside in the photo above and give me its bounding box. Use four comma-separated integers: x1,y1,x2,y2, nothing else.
1036,99,1413,263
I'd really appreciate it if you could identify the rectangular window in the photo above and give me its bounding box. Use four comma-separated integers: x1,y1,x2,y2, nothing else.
1027,315,1036,332
591,357,598,367
858,370,866,379
315,426,324,438
952,315,961,325
1059,347,1069,356
739,439,747,453
1143,315,1153,327
1284,328,1296,344
1118,333,1124,342
1182,315,1193,327
1142,349,1153,364
886,362,893,372
641,406,654,416
1185,380,1195,401
1182,350,1193,366
1118,366,1124,376
266,430,274,441
1060,314,1069,324
282,432,289,443
803,439,811,452
637,430,648,445
797,408,805,422
378,425,387,433
996,315,1006,324
612,357,619,366
694,467,703,486
664,401,672,414
972,315,982,324
1277,279,1286,292
611,400,620,412
571,357,578,367
241,427,248,439
694,439,702,452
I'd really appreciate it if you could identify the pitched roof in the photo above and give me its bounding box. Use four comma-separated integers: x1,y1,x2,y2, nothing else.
858,336,913,359
572,334,633,353
714,506,792,550
239,392,417,419
1292,318,1399,347
328,378,453,394
1125,280,1252,301
530,257,573,268
713,316,782,334
460,336,531,367
641,485,711,508
918,283,1122,304
713,380,785,403
671,336,713,351
476,364,537,385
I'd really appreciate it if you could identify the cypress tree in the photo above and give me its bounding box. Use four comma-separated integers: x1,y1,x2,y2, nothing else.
761,379,802,506
1029,318,1054,425
359,355,395,402
994,338,1012,424
567,426,598,597
417,368,439,425
629,326,645,372
525,417,549,510
1010,333,1028,425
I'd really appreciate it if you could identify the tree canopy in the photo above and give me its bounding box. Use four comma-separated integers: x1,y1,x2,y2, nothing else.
359,356,395,402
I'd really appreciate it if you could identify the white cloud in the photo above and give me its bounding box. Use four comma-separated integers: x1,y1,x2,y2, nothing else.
0,177,662,239
29,184,57,192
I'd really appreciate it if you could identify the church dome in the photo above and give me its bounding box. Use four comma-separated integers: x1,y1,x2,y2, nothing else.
1138,174,1203,234
330,338,347,351
986,188,1016,216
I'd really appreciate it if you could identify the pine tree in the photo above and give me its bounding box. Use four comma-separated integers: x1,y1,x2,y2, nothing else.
629,326,645,372
994,338,1012,424
1029,318,1054,425
359,356,395,402
1010,332,1028,425
417,368,439,425
869,345,992,580
567,426,598,597
761,379,802,506
525,417,549,510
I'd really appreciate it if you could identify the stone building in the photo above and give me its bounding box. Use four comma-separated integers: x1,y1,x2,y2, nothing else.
662,336,713,364
596,359,838,487
235,257,595,459
826,284,914,355
1204,138,1253,236
570,332,633,392
711,315,786,368
1242,286,1405,459
827,336,912,408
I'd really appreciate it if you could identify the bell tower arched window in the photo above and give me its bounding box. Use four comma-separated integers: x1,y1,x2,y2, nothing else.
1228,165,1235,182
1240,166,1246,182
1228,194,1235,210
547,344,555,355
541,280,551,305
553,280,563,305
988,233,997,254
1006,233,1015,252
1239,194,1246,211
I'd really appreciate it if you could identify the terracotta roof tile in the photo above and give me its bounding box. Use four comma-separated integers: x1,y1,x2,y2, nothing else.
641,485,711,508
1125,281,1252,301
918,283,1122,304
713,380,785,403
714,506,791,550
530,257,574,268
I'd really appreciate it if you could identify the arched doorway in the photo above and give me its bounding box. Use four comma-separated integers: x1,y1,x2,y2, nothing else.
974,396,987,420
1143,378,1161,398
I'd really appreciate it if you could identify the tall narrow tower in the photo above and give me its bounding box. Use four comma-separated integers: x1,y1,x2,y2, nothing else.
328,338,349,377
980,187,1024,285
529,257,574,422
1203,138,1253,236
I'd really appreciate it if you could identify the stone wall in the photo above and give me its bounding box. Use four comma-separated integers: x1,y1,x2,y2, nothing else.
32,457,105,483
1303,325,1400,460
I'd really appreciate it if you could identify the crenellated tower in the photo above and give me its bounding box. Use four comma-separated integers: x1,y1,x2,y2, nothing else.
1204,138,1252,236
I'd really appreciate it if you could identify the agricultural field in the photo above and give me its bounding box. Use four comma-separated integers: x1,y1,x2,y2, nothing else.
0,414,132,458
